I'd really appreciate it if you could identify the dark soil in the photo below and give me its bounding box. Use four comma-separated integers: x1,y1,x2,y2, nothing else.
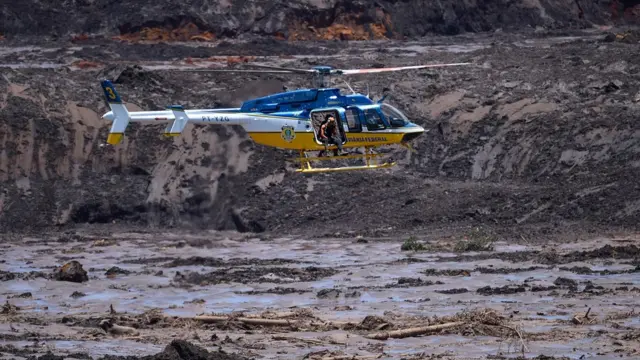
164,257,303,268
435,288,469,294
237,287,311,295
477,285,528,295
95,340,246,360
435,245,640,264
172,266,338,287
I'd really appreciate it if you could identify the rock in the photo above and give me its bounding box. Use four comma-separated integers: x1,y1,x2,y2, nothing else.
105,266,131,277
230,208,266,233
151,339,246,360
317,289,341,299
99,319,140,336
54,261,88,283
70,291,86,298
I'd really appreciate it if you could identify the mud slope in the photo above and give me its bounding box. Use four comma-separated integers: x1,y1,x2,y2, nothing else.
0,32,639,236
0,0,636,40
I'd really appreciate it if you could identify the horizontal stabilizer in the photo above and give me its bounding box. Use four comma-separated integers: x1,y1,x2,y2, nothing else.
165,105,188,136
100,80,130,145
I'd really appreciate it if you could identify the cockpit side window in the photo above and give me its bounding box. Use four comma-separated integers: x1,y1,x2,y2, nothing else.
363,109,386,130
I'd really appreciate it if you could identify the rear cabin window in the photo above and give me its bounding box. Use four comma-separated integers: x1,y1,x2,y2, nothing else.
346,109,359,129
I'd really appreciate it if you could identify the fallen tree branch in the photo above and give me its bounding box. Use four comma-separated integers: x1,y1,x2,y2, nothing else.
272,335,324,345
192,314,355,329
364,321,465,340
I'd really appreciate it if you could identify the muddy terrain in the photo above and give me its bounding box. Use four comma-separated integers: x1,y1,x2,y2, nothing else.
1,1,640,359
1,28,639,238
0,230,639,359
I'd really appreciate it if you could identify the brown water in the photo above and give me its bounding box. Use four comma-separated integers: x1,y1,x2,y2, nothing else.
1,230,638,359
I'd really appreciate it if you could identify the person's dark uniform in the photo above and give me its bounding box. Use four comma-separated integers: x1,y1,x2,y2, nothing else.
319,115,345,156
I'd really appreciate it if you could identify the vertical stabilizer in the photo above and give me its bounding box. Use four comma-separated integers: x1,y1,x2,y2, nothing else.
100,80,130,145
165,105,189,136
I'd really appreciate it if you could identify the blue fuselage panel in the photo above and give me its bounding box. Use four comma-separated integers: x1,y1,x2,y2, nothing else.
239,88,375,115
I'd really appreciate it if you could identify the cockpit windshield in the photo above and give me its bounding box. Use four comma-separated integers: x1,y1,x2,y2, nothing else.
380,103,409,127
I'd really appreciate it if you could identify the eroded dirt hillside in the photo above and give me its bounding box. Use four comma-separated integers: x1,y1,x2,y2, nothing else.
0,30,638,237
1,0,638,41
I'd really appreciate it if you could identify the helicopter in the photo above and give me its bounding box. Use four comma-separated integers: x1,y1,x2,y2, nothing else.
100,61,470,173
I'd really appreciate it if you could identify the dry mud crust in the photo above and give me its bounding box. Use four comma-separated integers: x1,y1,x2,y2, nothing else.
1,231,639,359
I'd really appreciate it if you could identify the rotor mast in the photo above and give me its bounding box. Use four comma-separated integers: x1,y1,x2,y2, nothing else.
311,66,332,88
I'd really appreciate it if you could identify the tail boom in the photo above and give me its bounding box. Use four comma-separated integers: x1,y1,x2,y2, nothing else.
99,79,248,144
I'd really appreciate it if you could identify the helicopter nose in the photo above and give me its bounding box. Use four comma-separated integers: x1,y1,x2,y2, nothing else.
402,131,423,143
401,124,425,143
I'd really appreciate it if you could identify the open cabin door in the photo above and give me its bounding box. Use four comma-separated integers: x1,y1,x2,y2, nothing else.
309,108,348,145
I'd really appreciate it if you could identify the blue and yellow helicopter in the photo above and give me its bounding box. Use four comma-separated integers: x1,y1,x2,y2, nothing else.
100,62,470,173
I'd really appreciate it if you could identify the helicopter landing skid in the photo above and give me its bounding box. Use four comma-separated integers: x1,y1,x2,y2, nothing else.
289,147,396,173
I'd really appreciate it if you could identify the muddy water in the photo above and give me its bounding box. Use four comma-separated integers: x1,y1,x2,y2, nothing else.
0,231,638,359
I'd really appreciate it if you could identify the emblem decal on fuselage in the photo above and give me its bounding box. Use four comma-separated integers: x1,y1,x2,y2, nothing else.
281,125,296,142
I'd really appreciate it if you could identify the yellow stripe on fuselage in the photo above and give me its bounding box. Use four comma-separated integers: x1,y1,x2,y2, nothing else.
247,132,407,150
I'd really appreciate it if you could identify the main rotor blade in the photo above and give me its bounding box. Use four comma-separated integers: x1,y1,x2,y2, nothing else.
334,63,472,75
174,69,297,74
244,63,317,74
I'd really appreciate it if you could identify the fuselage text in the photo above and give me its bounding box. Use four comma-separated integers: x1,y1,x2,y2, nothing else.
348,136,387,142
202,116,231,122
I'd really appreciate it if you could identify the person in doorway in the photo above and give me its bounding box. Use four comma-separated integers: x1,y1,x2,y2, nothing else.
319,115,345,157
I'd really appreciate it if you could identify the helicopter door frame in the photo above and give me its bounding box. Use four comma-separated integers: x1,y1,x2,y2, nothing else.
309,107,347,146
344,106,363,133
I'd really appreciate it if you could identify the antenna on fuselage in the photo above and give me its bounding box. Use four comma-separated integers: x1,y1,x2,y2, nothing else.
343,80,356,95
